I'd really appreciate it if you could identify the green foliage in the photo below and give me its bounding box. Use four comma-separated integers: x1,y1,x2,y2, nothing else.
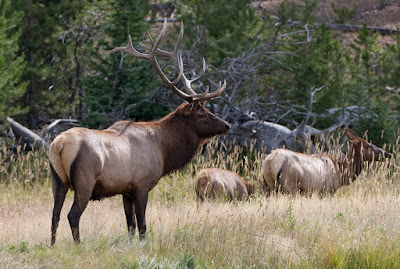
349,25,380,100
49,1,103,121
174,0,259,65
299,0,318,24
262,1,348,128
326,244,400,269
9,0,86,128
259,2,399,142
346,25,399,145
288,24,348,115
379,33,400,111
83,0,170,128
331,3,357,24
1,0,400,143
104,0,150,46
310,26,348,113
0,0,27,133
360,102,398,147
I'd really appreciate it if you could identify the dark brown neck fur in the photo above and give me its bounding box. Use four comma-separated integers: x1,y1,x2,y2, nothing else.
337,144,363,186
157,110,207,176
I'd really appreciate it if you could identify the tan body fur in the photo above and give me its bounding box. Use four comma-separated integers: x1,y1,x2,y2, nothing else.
262,129,390,196
262,150,340,195
51,122,172,198
195,168,254,201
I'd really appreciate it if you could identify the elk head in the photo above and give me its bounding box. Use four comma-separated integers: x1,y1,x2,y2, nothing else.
177,101,229,138
346,129,391,162
343,128,390,180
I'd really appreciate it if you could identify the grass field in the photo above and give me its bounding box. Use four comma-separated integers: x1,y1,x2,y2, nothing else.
1,138,400,268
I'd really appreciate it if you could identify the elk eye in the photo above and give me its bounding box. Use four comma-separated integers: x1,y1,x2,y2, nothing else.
197,114,205,118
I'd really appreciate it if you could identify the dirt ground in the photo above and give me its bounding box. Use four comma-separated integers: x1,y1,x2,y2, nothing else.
253,0,400,28
252,0,400,47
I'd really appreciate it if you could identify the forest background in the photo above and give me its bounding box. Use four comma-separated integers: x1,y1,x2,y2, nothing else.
1,0,400,148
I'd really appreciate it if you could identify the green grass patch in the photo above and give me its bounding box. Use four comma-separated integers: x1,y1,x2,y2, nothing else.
325,243,400,269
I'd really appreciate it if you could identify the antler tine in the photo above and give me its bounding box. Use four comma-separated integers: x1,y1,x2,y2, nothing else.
150,49,183,88
194,80,227,102
180,56,207,95
145,19,188,91
148,20,183,66
192,57,207,83
149,18,168,57
173,21,184,62
106,34,149,59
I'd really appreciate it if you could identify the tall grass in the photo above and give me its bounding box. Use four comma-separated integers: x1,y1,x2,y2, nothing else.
1,137,400,268
0,143,50,185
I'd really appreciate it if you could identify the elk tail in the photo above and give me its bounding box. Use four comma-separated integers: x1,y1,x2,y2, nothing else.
48,138,70,190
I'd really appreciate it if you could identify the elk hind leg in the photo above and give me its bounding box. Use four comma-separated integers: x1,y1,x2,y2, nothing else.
68,189,92,243
67,166,95,243
50,164,69,246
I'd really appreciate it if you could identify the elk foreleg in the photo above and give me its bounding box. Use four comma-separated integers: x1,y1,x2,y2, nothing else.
123,194,136,236
134,192,148,240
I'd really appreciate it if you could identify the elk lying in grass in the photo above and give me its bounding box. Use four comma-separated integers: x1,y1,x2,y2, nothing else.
49,20,230,245
195,168,257,201
262,129,390,196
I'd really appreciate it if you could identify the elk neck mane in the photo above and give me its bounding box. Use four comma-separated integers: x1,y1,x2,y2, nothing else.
157,108,208,175
334,143,364,186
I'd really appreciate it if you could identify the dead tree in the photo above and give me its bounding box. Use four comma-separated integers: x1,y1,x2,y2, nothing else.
6,117,79,151
7,117,49,150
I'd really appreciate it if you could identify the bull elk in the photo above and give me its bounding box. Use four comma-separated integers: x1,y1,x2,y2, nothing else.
262,129,390,196
49,20,230,245
195,168,257,201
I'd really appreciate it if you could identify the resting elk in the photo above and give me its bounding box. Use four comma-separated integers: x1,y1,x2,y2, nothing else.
262,129,390,196
49,20,230,245
195,168,256,201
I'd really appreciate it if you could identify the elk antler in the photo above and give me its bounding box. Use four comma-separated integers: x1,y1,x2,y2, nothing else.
107,19,226,102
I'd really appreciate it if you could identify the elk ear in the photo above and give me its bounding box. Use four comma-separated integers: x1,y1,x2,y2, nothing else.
346,129,360,144
183,103,194,117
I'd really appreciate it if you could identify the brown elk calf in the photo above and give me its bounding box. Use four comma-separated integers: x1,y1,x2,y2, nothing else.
49,20,230,245
195,168,256,201
262,129,390,196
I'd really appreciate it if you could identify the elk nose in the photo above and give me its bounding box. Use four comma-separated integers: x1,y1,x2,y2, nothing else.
225,123,231,130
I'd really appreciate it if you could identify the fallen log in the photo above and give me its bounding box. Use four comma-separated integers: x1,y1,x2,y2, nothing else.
6,117,49,150
323,23,398,36
272,16,399,36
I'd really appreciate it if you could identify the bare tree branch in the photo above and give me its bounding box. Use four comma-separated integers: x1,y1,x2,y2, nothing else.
7,117,49,150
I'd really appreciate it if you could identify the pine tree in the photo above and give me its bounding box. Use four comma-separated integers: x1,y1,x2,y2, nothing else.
51,1,102,121
174,0,258,65
9,0,81,129
83,0,166,128
0,0,27,133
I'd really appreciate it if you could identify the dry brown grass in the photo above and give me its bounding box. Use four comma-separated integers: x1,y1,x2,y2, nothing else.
1,182,400,268
1,138,400,268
